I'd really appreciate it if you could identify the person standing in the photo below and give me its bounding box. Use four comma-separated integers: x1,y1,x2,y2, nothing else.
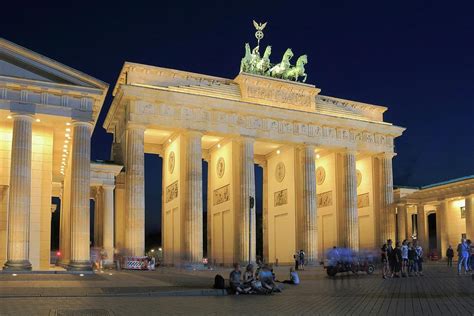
414,241,424,276
381,243,389,279
386,239,395,277
446,245,454,267
294,251,300,270
458,238,470,275
407,242,415,277
401,240,409,277
299,250,306,270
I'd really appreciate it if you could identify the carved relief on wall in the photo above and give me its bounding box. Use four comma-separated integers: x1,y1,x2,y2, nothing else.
168,151,175,174
275,162,286,183
166,181,178,203
356,169,362,187
316,166,326,185
216,157,225,178
274,189,288,207
357,193,370,208
317,191,332,208
213,184,230,205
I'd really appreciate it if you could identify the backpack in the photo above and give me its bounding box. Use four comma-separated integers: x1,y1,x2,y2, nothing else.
213,274,225,289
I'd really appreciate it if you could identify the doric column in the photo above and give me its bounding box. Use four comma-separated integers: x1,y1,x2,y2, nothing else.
4,114,33,270
68,121,93,270
416,204,426,253
438,200,449,258
124,125,145,257
465,195,474,240
397,203,408,241
114,172,125,251
302,145,317,262
378,153,395,244
340,150,359,251
239,137,256,263
184,131,203,264
94,187,103,247
102,184,115,265
262,162,269,263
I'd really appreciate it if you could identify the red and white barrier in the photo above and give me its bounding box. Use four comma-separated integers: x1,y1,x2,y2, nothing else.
123,256,148,270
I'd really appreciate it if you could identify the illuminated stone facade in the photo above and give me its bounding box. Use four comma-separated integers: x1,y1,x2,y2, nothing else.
394,177,474,259
0,38,406,270
105,63,405,265
0,38,120,270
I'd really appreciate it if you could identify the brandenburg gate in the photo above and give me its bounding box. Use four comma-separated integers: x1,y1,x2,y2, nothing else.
105,56,404,265
0,27,405,270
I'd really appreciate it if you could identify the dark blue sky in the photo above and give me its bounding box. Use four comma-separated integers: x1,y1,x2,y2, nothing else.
3,1,474,237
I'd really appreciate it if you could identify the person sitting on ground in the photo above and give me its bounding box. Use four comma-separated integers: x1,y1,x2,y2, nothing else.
258,264,281,293
229,263,250,295
280,267,300,285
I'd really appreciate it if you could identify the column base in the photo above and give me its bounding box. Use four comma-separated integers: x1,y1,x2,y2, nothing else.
67,260,92,271
3,260,32,271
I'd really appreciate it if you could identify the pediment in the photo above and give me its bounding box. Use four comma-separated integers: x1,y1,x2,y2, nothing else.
0,37,107,91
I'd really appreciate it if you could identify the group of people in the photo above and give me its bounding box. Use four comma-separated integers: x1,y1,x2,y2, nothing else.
381,239,423,279
229,262,300,295
446,238,473,275
293,250,306,270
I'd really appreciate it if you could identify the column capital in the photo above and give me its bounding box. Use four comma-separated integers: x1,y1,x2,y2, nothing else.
376,152,396,159
11,113,34,122
72,120,93,128
184,130,204,138
237,136,255,144
102,184,115,191
126,123,146,131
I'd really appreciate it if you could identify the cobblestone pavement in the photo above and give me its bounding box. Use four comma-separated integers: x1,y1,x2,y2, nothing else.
0,263,472,315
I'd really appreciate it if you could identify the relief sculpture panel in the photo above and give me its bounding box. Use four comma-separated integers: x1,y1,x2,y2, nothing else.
357,193,370,208
214,184,230,206
317,191,332,208
274,189,288,207
166,181,178,203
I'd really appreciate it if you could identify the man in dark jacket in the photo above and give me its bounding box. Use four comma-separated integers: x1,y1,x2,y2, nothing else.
446,245,454,267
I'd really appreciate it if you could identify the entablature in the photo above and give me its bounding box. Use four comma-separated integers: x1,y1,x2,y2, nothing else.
106,84,404,155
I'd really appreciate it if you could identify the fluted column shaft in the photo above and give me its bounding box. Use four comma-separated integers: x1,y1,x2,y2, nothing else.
184,132,203,264
465,195,474,240
4,114,33,270
416,204,426,253
94,188,103,247
438,200,449,258
102,185,115,265
379,154,395,244
239,138,256,263
124,125,145,257
340,151,359,251
397,204,408,241
68,121,92,270
302,145,317,262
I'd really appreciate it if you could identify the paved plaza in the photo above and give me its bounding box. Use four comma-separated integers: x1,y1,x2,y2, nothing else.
0,262,472,315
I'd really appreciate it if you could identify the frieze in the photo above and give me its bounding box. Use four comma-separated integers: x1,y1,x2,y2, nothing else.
213,184,230,205
357,193,370,208
274,189,288,207
317,191,332,208
166,180,178,203
133,103,396,152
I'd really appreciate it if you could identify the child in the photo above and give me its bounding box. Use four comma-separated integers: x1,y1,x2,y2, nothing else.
281,267,300,285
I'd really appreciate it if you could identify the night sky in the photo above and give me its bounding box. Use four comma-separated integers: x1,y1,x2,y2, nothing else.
3,1,474,242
